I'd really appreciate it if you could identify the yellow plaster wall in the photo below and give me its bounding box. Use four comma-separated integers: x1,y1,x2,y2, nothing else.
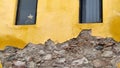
0,61,2,68
0,63,1,68
0,0,120,50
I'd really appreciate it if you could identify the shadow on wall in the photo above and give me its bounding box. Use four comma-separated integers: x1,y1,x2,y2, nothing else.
0,35,26,50
109,15,120,42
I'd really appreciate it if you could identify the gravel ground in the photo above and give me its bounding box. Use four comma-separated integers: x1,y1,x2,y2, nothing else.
0,30,120,68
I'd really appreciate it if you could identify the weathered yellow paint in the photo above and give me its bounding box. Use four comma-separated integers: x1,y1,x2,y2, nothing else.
117,62,120,68
0,0,120,50
0,62,2,68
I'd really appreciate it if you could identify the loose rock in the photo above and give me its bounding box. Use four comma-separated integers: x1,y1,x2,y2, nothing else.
93,59,107,68
13,61,26,68
43,54,52,61
71,57,89,65
57,58,66,63
101,51,114,58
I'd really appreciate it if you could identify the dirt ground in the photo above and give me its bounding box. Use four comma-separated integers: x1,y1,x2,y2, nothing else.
0,30,120,68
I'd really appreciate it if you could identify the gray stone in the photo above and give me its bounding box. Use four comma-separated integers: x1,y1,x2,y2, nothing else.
63,67,70,68
111,56,120,68
0,52,4,59
57,58,66,63
94,45,104,50
24,56,32,61
60,42,69,49
104,66,113,68
71,57,89,65
43,54,52,61
4,46,18,53
45,39,57,51
54,50,66,55
3,62,13,68
27,61,36,68
93,59,107,68
83,47,101,60
39,50,45,55
114,45,120,54
13,61,26,68
101,51,113,57
82,66,93,68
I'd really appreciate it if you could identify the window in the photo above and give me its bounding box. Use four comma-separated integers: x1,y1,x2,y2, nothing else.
80,0,103,23
16,0,38,25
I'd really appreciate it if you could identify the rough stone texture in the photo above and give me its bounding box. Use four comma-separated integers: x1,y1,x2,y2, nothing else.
0,30,120,68
13,61,26,68
101,51,114,58
92,59,108,68
43,54,52,61
71,57,89,65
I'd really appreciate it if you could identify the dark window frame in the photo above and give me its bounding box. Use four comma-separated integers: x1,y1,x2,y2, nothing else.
15,0,38,25
79,0,103,23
